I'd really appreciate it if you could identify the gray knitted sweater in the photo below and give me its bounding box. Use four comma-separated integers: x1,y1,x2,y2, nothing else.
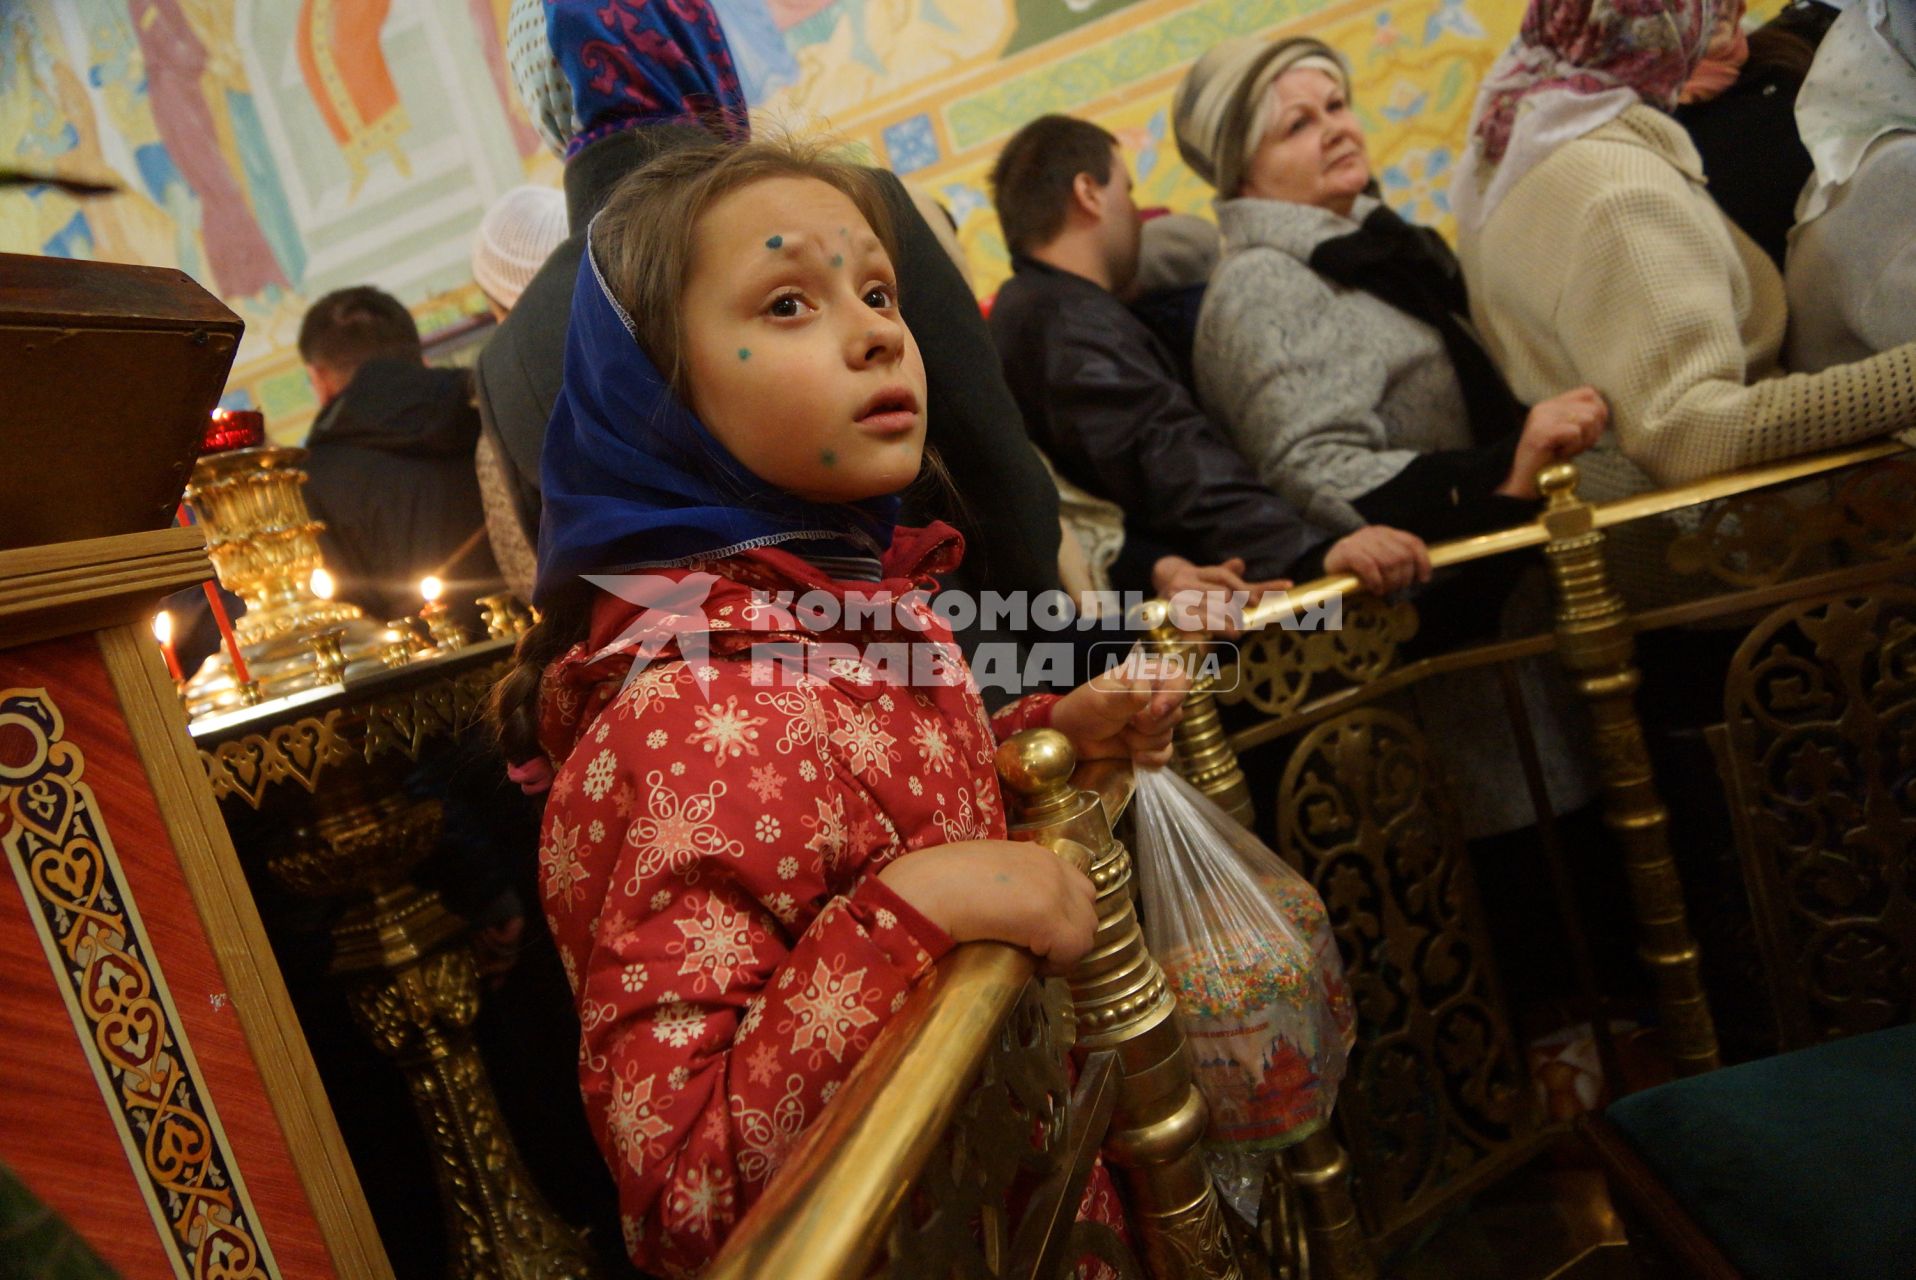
1195,194,1474,533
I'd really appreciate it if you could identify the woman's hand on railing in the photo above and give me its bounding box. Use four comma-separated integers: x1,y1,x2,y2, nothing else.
1323,524,1433,595
1499,385,1609,499
1150,555,1292,637
877,840,1099,974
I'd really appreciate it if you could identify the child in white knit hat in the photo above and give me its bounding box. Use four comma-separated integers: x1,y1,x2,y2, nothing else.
471,185,569,317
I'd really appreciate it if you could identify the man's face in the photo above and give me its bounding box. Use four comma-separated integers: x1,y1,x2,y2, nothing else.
306,362,347,405
1095,144,1143,293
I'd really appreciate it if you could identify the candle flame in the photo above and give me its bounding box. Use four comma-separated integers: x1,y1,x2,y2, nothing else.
152,610,173,644
420,575,444,604
311,567,336,600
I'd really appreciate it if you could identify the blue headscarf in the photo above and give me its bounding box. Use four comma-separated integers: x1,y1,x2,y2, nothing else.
533,225,901,606
545,0,749,159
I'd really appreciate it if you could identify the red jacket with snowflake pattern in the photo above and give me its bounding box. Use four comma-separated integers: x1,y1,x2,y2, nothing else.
535,524,1091,1275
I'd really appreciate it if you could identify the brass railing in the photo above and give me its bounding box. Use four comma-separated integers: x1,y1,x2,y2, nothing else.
705,437,1914,1279
1153,436,1915,1255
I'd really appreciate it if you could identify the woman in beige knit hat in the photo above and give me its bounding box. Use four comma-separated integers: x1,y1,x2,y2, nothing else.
1173,36,1605,549
1174,35,1607,840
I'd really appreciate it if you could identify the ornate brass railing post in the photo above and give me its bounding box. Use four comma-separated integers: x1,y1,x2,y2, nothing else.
999,731,1243,1280
269,767,602,1280
1140,602,1254,827
1538,464,1721,1076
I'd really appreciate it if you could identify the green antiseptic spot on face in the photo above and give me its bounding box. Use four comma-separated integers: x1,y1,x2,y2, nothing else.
820,449,837,467
765,235,783,249
830,253,843,268
738,348,750,361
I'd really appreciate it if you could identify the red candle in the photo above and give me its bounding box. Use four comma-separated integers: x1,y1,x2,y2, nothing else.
176,504,253,687
151,611,186,683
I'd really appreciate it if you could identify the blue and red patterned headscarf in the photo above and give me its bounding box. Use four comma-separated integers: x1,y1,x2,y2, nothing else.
539,0,749,159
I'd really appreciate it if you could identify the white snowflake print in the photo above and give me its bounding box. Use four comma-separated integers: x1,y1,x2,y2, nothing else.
604,1063,673,1176
875,908,896,930
688,694,766,762
755,815,782,843
652,999,708,1049
890,990,909,1013
908,776,923,797
623,771,745,889
738,994,767,1039
670,760,686,776
621,964,649,993
820,1080,840,1105
878,694,894,713
910,720,955,775
746,764,785,804
668,1065,690,1091
782,958,880,1065
801,793,848,863
621,1213,642,1257
588,819,605,844
664,1161,738,1240
559,945,579,993
932,788,989,844
671,895,758,994
797,759,817,783
766,893,798,925
583,748,618,801
827,655,873,685
731,1072,809,1187
758,687,827,755
830,702,899,778
615,664,683,720
541,818,591,911
650,889,674,911
594,719,612,744
646,729,668,749
777,856,799,881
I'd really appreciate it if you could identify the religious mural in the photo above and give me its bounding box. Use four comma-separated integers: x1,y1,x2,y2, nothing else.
1,0,1779,440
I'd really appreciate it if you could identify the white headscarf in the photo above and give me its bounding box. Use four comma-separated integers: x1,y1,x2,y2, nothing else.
1794,0,1916,223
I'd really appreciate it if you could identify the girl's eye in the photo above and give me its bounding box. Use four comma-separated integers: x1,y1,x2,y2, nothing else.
863,284,896,310
1287,116,1309,137
767,293,805,318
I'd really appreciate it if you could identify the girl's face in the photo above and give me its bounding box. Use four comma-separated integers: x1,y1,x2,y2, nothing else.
1240,67,1370,218
681,176,928,505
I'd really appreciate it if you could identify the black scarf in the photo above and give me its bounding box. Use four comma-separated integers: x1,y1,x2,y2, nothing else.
1308,203,1526,447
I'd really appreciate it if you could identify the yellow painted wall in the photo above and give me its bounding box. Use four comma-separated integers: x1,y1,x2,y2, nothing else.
4,0,1780,437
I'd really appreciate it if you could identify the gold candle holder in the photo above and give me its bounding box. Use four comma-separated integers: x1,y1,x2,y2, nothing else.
476,592,531,641
179,445,392,717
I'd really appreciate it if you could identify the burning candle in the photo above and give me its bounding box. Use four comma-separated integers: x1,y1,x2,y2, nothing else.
420,575,443,605
311,567,336,600
152,610,186,683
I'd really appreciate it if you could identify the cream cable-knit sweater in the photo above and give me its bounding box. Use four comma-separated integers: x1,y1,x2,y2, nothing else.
1461,104,1916,501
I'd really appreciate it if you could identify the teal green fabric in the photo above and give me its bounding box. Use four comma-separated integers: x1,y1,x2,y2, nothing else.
0,1158,121,1279
1608,1024,1916,1279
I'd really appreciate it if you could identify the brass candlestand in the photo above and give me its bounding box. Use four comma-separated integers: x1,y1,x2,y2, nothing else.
196,643,597,1279
180,444,399,716
998,730,1243,1280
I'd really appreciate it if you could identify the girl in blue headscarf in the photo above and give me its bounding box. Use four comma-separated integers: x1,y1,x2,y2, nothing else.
491,137,1170,1274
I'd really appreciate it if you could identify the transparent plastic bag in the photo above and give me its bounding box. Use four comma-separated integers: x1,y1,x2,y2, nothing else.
1131,766,1356,1222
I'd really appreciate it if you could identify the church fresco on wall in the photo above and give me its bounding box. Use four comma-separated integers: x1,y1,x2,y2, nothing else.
1,0,1779,441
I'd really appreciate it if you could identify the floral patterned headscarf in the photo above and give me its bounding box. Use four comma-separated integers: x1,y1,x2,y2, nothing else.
1454,0,1716,234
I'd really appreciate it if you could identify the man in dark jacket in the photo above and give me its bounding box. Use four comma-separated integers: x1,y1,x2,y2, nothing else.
298,286,502,621
986,115,1424,599
473,125,1065,639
